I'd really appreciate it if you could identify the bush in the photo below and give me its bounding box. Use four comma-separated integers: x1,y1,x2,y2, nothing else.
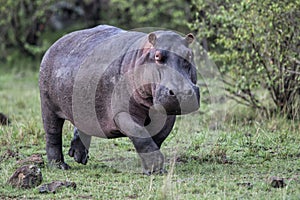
0,0,56,60
107,0,191,32
0,0,192,63
191,0,300,119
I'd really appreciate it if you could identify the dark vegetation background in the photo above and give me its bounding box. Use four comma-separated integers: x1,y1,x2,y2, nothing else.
0,0,299,119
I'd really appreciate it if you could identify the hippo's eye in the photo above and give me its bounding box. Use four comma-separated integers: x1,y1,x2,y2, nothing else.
183,59,191,70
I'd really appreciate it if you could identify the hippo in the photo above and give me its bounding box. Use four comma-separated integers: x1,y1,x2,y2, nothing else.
39,25,200,174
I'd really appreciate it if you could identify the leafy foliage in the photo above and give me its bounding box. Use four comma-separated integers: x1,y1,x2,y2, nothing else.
105,0,191,32
0,0,191,63
0,0,56,59
191,0,300,119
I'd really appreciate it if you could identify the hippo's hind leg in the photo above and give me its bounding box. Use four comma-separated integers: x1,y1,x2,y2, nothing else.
68,128,90,165
41,104,70,170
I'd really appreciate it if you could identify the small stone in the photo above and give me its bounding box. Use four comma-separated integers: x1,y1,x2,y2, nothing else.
8,165,42,189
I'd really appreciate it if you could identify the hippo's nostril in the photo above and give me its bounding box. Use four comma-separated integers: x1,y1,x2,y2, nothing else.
169,90,175,96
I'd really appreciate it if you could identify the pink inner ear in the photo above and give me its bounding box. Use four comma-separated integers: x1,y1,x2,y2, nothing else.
148,33,157,46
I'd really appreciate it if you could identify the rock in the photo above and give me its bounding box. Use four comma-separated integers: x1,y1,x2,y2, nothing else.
17,154,44,167
38,181,76,193
8,165,42,189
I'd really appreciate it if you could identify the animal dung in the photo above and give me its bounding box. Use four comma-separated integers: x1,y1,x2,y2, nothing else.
38,181,76,193
0,112,10,125
16,154,45,167
8,165,42,189
269,176,286,188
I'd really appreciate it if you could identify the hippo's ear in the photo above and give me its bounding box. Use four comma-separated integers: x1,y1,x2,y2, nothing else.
148,33,157,46
185,33,195,44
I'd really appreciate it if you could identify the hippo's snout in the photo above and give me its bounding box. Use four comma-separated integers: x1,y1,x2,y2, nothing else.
155,84,200,115
177,84,200,114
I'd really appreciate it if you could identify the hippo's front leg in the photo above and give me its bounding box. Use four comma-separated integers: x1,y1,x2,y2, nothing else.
114,112,166,175
129,137,166,175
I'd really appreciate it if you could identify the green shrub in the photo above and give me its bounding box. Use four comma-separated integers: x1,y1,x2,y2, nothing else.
107,0,191,32
191,0,300,119
0,0,56,60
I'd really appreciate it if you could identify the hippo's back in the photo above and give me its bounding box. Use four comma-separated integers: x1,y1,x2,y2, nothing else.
40,25,124,81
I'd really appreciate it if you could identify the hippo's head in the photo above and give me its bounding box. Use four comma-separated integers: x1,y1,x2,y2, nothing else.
134,31,200,115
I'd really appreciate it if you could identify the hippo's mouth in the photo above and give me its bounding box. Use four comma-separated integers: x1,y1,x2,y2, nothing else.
135,83,200,115
153,96,181,115
155,103,195,115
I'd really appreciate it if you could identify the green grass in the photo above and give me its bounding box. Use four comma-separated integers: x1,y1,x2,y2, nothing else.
0,64,300,199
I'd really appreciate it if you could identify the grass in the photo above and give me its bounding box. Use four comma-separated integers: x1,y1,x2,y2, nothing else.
0,62,300,199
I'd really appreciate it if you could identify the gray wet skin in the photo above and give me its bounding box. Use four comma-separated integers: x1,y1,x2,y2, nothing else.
39,25,200,174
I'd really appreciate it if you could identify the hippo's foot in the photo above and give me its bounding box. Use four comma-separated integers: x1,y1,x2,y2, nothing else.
68,130,89,165
48,160,71,170
139,150,166,175
46,140,70,170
